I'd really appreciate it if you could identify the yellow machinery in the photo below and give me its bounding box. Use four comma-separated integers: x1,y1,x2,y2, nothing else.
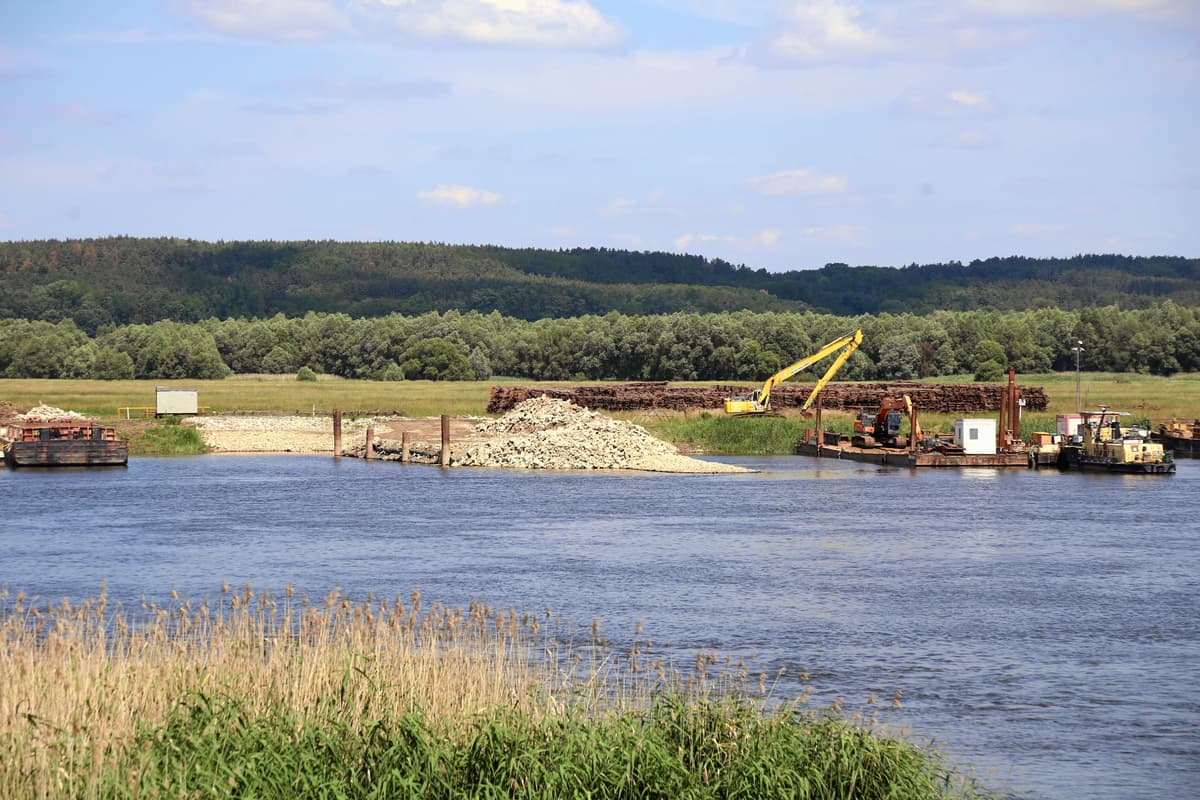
724,329,863,415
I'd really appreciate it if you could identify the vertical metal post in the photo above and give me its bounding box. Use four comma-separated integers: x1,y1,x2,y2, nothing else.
333,409,342,457
814,393,823,454
1074,340,1083,414
440,414,450,467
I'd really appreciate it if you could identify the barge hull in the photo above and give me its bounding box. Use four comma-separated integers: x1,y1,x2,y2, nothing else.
794,441,1051,468
1056,449,1176,474
1153,434,1197,459
5,440,129,467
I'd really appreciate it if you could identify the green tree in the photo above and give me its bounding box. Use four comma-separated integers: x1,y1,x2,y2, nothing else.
398,338,472,380
91,346,135,380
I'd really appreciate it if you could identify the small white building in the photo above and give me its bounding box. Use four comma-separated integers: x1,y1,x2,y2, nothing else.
954,418,996,455
156,387,199,416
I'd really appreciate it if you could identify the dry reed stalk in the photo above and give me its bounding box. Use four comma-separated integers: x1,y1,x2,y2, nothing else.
0,586,549,798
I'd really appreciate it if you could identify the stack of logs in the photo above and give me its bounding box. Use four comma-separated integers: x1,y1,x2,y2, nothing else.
488,381,1050,414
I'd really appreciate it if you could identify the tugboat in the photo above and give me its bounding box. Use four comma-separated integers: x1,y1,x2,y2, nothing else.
1057,406,1175,474
2,404,128,467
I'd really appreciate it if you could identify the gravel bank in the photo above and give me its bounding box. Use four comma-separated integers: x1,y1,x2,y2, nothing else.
188,415,372,453
187,399,752,474
454,396,751,473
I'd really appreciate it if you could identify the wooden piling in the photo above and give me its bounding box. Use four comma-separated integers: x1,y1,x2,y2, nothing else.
333,409,342,457
365,426,375,460
440,414,450,467
401,431,411,463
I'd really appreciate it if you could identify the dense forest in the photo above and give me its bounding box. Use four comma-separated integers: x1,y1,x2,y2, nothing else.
2,238,1198,332
2,305,1198,383
1,238,1197,382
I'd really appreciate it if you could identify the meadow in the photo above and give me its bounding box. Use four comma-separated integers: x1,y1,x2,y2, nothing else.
3,371,1195,456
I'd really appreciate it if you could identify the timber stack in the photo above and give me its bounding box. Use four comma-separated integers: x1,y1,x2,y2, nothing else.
488,382,1049,414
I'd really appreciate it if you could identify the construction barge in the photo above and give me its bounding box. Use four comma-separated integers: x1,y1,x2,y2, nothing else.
793,371,1174,474
793,367,1053,468
794,434,1056,468
1153,419,1199,459
2,405,128,468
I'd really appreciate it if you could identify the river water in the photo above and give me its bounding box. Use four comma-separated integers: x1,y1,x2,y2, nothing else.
2,454,1197,799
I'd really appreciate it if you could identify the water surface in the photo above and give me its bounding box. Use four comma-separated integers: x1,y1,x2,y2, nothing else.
2,455,1197,799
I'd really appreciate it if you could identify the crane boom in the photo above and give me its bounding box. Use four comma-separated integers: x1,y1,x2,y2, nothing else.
724,328,863,415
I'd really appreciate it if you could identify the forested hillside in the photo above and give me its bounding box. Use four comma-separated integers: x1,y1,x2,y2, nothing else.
2,238,1198,333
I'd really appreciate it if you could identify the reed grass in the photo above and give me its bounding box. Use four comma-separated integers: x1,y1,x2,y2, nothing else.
1,586,995,799
127,417,209,456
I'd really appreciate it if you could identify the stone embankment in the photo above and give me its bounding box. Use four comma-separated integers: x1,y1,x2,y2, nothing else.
188,415,373,453
370,397,751,474
187,399,750,473
454,397,750,473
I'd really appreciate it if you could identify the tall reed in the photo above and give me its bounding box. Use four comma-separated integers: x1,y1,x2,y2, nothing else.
1,586,996,799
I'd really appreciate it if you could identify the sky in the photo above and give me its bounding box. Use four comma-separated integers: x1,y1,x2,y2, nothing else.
2,1,1197,272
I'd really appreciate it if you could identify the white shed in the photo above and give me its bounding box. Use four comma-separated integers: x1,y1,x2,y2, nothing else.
954,418,996,455
156,387,199,416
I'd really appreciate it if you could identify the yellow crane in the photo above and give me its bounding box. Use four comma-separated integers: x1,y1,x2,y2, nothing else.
724,328,863,415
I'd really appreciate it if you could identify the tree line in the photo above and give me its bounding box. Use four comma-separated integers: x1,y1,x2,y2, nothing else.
2,239,1197,332
2,304,1197,382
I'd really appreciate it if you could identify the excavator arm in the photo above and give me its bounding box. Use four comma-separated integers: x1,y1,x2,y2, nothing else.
724,328,863,415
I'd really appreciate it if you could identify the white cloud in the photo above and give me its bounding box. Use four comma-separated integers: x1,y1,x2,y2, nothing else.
1012,222,1068,236
417,183,505,207
173,0,350,41
172,0,623,48
746,169,848,196
762,0,892,62
673,228,781,252
756,228,782,247
892,88,995,118
800,224,866,245
966,0,1197,23
603,189,682,217
350,0,623,49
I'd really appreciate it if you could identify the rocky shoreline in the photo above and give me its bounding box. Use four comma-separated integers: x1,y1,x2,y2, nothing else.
188,397,751,474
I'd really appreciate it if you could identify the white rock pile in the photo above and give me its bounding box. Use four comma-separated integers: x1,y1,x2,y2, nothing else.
456,396,751,473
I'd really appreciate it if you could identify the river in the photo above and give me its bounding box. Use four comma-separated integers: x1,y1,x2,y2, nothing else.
2,454,1197,799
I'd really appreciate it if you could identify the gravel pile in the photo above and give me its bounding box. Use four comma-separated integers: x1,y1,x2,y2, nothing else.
456,396,751,473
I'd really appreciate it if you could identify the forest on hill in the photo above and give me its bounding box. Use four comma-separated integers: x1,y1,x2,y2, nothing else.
1,238,1198,333
2,238,1198,382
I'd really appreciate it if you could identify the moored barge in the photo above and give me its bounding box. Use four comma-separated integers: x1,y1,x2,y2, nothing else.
2,405,128,468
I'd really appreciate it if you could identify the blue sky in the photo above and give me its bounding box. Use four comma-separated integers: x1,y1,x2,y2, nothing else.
2,1,1197,271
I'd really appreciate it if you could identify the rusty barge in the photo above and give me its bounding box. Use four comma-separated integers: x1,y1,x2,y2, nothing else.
2,405,128,468
794,367,1055,468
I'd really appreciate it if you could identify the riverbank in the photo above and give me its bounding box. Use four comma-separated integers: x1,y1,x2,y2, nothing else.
185,397,753,474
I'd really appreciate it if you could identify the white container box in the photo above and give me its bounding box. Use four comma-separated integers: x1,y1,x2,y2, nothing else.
954,418,996,455
156,387,198,415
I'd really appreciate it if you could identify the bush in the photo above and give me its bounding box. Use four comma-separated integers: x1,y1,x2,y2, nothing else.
974,359,1005,382
296,366,317,381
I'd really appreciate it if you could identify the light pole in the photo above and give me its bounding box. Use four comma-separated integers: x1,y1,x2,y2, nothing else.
1072,340,1084,413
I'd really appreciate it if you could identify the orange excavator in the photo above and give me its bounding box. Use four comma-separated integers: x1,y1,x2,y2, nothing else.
853,394,921,448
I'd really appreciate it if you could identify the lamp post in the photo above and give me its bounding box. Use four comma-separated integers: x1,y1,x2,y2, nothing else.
1072,340,1084,413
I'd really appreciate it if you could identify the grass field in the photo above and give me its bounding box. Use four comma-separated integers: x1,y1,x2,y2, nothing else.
3,372,1197,456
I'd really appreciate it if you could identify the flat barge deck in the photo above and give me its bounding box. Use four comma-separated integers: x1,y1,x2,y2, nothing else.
794,440,1055,468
